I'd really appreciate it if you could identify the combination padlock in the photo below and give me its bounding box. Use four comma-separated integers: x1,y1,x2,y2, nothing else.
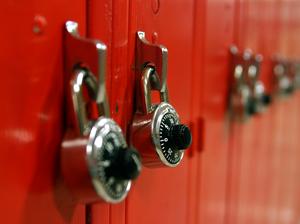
229,46,254,121
246,54,271,113
61,21,141,203
292,61,300,88
130,31,192,168
272,56,294,96
286,60,300,90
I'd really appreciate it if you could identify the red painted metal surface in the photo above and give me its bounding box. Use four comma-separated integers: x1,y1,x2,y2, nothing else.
194,1,235,224
87,1,130,223
0,0,87,223
2,0,300,224
125,1,195,224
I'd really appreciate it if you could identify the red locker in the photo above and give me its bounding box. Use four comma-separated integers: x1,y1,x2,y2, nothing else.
86,1,130,223
193,0,235,224
2,1,300,224
0,0,87,223
125,1,195,224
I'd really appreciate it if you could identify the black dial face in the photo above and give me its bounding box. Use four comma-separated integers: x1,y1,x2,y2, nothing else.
95,130,128,200
159,112,181,165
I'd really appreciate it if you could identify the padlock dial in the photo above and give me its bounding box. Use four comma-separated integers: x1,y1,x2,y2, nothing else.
170,124,192,149
152,102,191,167
159,112,181,164
87,118,141,203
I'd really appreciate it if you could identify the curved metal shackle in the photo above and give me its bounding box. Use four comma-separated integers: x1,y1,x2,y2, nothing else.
230,46,243,81
247,54,263,82
136,31,168,95
71,69,100,136
230,46,252,84
140,66,169,114
64,21,110,135
136,31,169,114
233,64,244,81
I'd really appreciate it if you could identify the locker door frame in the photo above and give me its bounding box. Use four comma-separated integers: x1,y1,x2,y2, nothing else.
125,1,195,224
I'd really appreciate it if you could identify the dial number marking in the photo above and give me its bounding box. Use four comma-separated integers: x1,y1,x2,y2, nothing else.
158,112,181,164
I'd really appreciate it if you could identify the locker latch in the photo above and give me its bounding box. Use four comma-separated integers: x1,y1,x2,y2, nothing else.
60,21,141,203
229,46,270,121
245,53,271,113
229,46,253,121
130,31,192,168
272,56,295,96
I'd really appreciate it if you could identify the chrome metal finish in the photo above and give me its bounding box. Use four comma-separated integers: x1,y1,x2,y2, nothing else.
229,46,253,121
71,69,98,135
151,102,183,167
141,66,163,113
62,21,138,203
294,63,300,88
136,31,168,102
140,66,184,167
247,54,269,113
131,31,189,167
234,65,243,80
86,118,132,203
272,57,294,96
65,20,110,118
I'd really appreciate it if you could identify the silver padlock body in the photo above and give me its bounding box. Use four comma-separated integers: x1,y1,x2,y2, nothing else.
61,117,131,203
151,102,184,167
87,117,131,203
230,84,252,121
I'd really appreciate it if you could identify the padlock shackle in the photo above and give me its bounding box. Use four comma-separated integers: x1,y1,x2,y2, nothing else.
136,31,168,93
139,66,169,114
230,46,252,86
71,69,106,136
65,20,110,135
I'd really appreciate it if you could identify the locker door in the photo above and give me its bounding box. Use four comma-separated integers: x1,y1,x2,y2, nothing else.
225,0,247,223
229,0,277,223
125,1,195,224
273,1,300,223
288,2,300,222
264,1,293,223
0,0,87,223
263,3,283,221
190,1,206,224
248,1,280,224
86,1,130,224
234,0,267,223
195,0,235,224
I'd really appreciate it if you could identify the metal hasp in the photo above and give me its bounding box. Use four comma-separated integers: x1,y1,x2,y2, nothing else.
130,31,192,168
229,46,271,121
229,46,253,121
292,60,300,88
245,53,271,114
61,21,141,203
135,31,168,112
271,56,300,97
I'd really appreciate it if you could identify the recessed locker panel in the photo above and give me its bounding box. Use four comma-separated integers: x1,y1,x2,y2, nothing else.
244,1,283,223
125,1,194,224
0,0,86,223
289,2,300,221
190,0,206,224
234,1,273,223
251,1,280,224
234,0,255,222
273,96,299,224
195,0,235,224
266,2,292,217
225,0,248,223
274,1,300,223
269,1,292,223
